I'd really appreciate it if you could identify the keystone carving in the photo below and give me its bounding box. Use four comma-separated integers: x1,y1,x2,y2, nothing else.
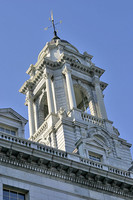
28,155,33,163
47,161,54,169
17,153,23,160
111,180,117,187
6,149,12,157
67,167,73,174
38,158,43,166
58,107,67,119
57,164,64,172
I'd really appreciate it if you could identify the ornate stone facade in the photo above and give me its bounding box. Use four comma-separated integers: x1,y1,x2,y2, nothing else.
20,38,132,170
0,37,133,200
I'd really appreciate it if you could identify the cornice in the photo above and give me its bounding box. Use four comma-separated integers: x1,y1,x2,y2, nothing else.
100,81,108,91
0,137,133,199
43,57,61,68
20,53,106,95
19,71,43,94
58,53,105,78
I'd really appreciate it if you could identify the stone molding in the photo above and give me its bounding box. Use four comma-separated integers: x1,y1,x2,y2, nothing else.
0,132,133,198
0,144,133,199
20,53,107,95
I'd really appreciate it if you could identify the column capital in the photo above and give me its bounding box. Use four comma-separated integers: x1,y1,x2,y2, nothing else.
92,75,100,86
44,72,53,80
26,91,33,102
62,65,72,75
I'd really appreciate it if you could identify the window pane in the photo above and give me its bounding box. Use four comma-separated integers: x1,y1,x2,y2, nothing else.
11,131,15,135
3,189,9,197
5,129,10,134
89,155,101,162
3,189,25,200
10,191,17,196
3,197,9,200
0,127,4,132
18,193,25,200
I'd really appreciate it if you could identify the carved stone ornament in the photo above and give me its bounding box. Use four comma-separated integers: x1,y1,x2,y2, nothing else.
58,107,67,119
62,65,72,75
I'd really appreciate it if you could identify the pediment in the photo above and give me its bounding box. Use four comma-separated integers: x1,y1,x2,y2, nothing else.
85,138,106,149
0,112,20,121
0,108,27,124
78,137,109,152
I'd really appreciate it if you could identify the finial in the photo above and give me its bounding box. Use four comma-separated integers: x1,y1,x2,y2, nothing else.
44,11,62,39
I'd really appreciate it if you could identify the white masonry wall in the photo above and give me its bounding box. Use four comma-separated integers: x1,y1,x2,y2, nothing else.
0,164,127,200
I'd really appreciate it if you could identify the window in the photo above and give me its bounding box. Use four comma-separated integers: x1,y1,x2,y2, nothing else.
89,152,102,162
74,87,91,114
0,126,16,136
3,189,25,200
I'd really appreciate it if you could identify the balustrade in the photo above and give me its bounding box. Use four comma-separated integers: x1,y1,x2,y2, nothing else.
81,112,105,127
0,131,132,178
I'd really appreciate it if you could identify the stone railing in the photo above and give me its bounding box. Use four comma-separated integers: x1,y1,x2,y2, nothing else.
81,112,105,127
37,144,67,158
0,131,32,148
108,167,130,177
0,132,67,159
32,121,48,140
0,132,132,178
80,157,103,169
80,157,131,178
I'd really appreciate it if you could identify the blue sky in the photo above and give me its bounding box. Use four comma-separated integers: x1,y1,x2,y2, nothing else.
0,0,133,154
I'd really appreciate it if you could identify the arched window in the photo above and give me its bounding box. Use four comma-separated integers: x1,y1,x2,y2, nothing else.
38,92,48,127
74,86,91,114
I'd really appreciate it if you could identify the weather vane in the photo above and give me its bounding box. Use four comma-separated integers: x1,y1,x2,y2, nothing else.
44,11,62,39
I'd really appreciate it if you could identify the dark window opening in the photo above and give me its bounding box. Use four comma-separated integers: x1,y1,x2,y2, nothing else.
74,87,91,114
89,152,102,162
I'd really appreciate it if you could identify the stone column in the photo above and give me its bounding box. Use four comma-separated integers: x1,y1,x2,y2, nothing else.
34,99,39,132
89,98,97,116
44,72,54,114
93,75,107,119
26,91,35,137
51,77,57,113
62,64,76,110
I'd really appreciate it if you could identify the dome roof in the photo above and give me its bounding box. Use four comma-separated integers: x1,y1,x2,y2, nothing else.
38,37,79,60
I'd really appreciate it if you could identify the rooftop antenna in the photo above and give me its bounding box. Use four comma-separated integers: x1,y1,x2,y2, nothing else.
44,11,62,39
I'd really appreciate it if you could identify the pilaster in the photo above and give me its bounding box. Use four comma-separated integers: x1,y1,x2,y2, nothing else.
93,75,107,119
34,98,39,132
26,91,35,137
62,64,76,110
44,70,54,114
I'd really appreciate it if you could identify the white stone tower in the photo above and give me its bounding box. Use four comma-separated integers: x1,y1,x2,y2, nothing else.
20,36,132,171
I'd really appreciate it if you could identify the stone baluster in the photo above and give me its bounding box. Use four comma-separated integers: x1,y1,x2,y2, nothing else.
26,91,35,137
88,97,97,116
93,75,107,119
62,64,76,110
